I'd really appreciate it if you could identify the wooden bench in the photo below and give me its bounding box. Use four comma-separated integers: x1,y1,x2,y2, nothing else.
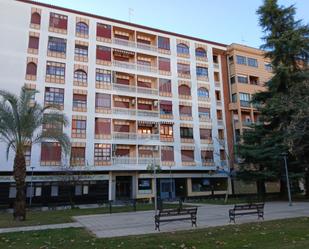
229,203,264,223
155,207,198,231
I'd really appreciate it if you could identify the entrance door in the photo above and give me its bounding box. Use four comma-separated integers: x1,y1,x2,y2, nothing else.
116,176,132,200
160,179,175,200
175,178,187,199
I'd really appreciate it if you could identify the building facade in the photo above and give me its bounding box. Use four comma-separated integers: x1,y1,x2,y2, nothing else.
0,0,232,205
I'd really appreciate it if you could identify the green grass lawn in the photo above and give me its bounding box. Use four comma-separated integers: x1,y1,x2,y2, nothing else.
0,217,308,249
0,203,180,229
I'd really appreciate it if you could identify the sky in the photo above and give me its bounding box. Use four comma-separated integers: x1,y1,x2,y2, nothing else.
37,0,309,48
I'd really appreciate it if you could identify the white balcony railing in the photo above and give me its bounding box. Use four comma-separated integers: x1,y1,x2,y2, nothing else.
113,60,136,70
217,120,224,126
136,63,158,73
138,157,160,165
137,133,160,141
112,132,137,140
215,81,221,88
112,37,158,52
112,83,136,92
137,86,159,95
137,109,159,117
113,108,136,116
216,100,222,107
112,157,137,165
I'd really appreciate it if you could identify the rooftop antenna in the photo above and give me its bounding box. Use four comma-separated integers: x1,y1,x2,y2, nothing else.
128,8,134,23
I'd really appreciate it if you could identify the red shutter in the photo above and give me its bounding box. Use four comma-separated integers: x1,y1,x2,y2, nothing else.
201,151,213,160
200,129,211,139
137,81,151,88
97,46,111,61
158,58,170,71
28,36,39,49
58,17,67,29
114,101,129,108
95,119,111,135
178,85,191,95
181,150,194,162
97,23,111,38
138,103,151,110
26,62,37,75
41,144,48,161
159,80,171,93
114,125,129,132
115,149,130,156
161,148,174,161
198,107,210,113
116,78,130,85
73,94,87,101
179,106,192,115
31,12,41,25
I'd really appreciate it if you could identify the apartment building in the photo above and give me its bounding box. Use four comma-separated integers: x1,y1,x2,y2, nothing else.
0,0,231,204
226,44,272,147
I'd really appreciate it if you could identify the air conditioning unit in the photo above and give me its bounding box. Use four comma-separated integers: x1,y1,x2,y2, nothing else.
153,100,158,107
131,99,136,105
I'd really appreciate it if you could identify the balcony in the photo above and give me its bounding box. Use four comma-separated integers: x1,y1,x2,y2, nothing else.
137,109,159,118
112,83,136,92
216,100,222,107
138,157,160,165
137,86,158,95
113,60,158,74
113,107,136,116
137,133,160,141
217,120,224,126
242,120,253,127
112,132,137,140
240,100,251,108
112,157,137,165
113,60,136,70
215,81,221,88
136,63,157,73
113,37,135,48
112,37,157,52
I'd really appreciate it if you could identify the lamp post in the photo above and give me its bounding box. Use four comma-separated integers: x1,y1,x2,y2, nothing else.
29,166,35,207
281,152,292,206
147,163,160,215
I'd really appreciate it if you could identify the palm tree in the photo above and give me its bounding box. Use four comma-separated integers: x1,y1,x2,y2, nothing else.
0,87,70,221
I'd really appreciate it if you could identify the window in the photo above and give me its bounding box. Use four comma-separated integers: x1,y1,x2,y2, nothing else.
24,146,31,166
95,118,111,135
237,75,248,84
236,55,247,65
97,23,111,39
198,107,210,118
73,94,87,109
213,55,218,64
75,44,88,57
96,45,111,61
48,37,66,53
46,61,65,77
177,43,189,54
49,12,68,30
193,178,227,191
28,36,39,49
265,63,272,72
179,105,192,117
232,93,237,103
197,87,209,98
96,69,111,83
138,179,152,193
76,22,88,36
51,185,58,197
196,67,208,77
217,110,223,120
26,62,37,76
181,150,194,162
161,146,174,161
201,151,213,163
160,124,173,138
160,100,173,115
31,12,41,25
239,92,250,107
228,56,234,63
195,48,207,58
158,57,171,71
94,144,111,163
42,114,63,134
200,128,212,140
248,57,258,67
158,36,170,50
74,70,87,83
180,127,193,139
159,79,171,93
96,93,111,109
178,85,191,96
41,142,61,162
177,63,190,75
230,76,235,84
72,118,87,137
70,147,85,166
44,87,64,107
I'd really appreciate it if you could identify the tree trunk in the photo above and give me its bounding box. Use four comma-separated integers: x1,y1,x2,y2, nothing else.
256,179,266,202
305,171,309,198
13,151,27,221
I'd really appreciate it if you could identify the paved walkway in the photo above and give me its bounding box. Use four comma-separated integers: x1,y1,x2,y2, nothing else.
0,222,82,234
74,202,309,238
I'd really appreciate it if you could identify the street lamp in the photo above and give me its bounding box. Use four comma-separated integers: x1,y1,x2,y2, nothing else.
29,166,35,207
281,152,292,206
147,163,160,215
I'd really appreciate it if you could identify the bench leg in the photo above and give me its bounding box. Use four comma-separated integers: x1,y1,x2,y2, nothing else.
155,220,160,231
229,215,235,223
191,214,197,227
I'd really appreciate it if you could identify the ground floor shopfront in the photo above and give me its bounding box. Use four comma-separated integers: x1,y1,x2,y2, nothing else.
0,171,229,207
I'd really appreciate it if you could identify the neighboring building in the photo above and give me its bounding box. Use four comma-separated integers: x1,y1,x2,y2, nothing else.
226,44,272,155
0,0,231,205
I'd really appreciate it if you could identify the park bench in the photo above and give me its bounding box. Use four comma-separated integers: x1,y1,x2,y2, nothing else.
229,203,264,223
154,207,198,231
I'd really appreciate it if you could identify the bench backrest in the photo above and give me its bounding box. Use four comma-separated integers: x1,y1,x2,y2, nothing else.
158,207,197,216
234,203,264,211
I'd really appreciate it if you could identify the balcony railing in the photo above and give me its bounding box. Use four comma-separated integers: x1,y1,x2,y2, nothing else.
112,157,137,165
213,63,219,69
215,81,221,87
137,86,159,95
240,100,251,107
217,120,224,126
242,120,253,127
138,157,160,165
137,133,160,141
112,37,158,52
216,100,222,107
113,107,136,116
113,60,136,70
112,83,136,92
136,63,158,73
202,159,214,164
137,109,159,117
112,132,137,140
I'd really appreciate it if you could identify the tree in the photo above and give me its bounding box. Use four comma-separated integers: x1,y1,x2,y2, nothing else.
238,0,309,198
0,87,70,220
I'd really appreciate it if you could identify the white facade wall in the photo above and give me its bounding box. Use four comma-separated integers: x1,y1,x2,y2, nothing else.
0,0,229,177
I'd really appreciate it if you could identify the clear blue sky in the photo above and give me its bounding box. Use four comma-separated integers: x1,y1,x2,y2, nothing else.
38,0,309,48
